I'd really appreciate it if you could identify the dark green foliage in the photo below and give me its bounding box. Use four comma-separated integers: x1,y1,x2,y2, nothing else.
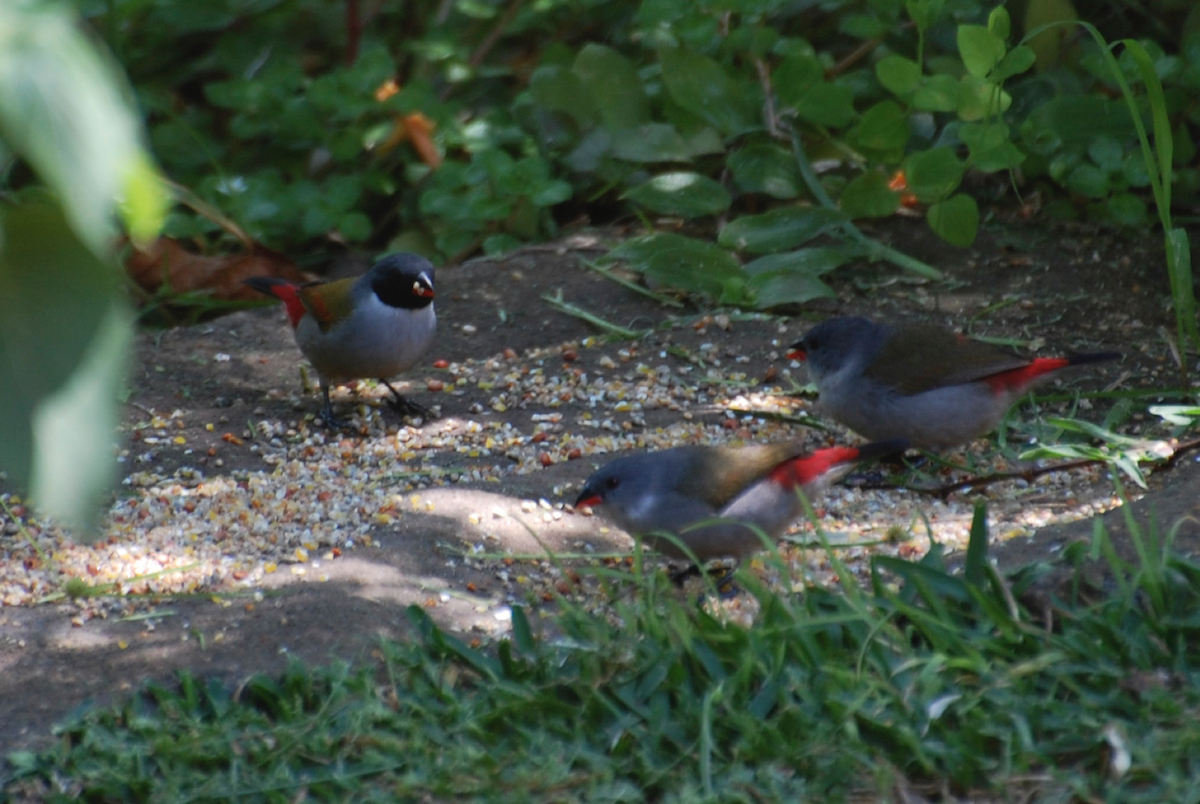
58,1,1200,274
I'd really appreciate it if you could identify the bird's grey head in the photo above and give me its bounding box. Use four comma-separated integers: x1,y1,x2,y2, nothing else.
791,316,886,381
367,253,436,310
574,449,690,518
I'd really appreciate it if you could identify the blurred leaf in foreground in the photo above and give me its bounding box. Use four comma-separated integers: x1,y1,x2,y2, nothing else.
0,205,132,537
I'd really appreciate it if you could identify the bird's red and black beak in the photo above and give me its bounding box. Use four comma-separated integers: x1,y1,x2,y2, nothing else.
786,339,807,361
412,273,435,299
574,481,603,509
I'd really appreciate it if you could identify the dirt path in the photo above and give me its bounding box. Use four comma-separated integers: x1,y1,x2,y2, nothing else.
2,220,1197,758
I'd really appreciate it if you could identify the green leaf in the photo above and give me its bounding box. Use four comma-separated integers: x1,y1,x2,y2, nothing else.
906,0,946,30
794,82,857,128
623,172,732,218
960,120,1024,173
610,124,693,163
927,194,978,247
608,233,744,297
987,6,1011,40
119,152,169,248
530,65,599,127
774,54,825,109
1106,193,1147,226
743,245,863,276
850,101,909,151
748,270,836,308
728,144,802,199
1066,164,1109,198
957,74,1012,122
659,46,758,135
957,24,1006,78
991,46,1036,82
1088,136,1125,171
718,207,847,253
840,171,901,218
875,55,922,98
0,3,164,255
0,203,131,535
903,146,964,202
572,45,650,131
531,179,572,207
911,74,959,112
338,211,372,241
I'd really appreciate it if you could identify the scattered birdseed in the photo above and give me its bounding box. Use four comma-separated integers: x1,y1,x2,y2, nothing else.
0,329,1141,623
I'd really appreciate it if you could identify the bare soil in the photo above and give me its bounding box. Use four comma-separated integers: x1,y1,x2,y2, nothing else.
2,217,1198,760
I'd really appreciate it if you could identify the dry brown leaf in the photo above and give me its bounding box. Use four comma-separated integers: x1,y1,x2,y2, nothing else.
125,238,312,303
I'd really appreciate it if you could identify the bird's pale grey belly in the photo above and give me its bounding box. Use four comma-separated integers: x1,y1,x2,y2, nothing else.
296,305,436,382
817,374,1009,450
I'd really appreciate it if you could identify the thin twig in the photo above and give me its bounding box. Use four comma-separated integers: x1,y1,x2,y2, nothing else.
861,437,1200,499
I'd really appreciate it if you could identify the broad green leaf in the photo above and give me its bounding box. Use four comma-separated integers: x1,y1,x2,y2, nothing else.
795,82,857,128
0,3,164,255
743,245,864,276
959,121,1009,153
774,54,825,109
530,65,599,127
904,146,964,202
1089,136,1125,171
912,74,959,112
531,179,572,207
611,124,693,163
119,152,169,248
728,144,802,199
623,172,732,218
955,121,1022,171
876,55,922,98
957,24,1006,78
840,171,901,218
1106,193,1147,226
906,0,945,30
0,204,132,535
338,211,372,241
718,207,847,253
1066,164,1109,198
608,233,743,297
969,141,1025,173
987,6,1011,40
957,74,1011,121
659,46,758,135
927,194,978,247
748,270,836,308
850,101,909,151
991,46,1036,83
572,45,650,131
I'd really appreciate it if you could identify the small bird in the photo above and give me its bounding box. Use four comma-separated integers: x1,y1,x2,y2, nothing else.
789,316,1120,450
245,253,437,427
574,439,906,562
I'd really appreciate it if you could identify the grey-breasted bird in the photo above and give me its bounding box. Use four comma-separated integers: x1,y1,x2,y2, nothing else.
789,316,1119,450
574,439,906,562
245,253,437,427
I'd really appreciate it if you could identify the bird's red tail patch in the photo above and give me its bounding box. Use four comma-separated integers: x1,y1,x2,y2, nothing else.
768,447,860,489
984,357,1069,394
245,277,306,328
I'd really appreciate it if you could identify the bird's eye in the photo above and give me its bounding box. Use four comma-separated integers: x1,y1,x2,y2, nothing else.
606,477,620,489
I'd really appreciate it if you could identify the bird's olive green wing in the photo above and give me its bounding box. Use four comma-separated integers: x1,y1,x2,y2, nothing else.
866,324,1031,394
676,441,809,508
297,277,357,333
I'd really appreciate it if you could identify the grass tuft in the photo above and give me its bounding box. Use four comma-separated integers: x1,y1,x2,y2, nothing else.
6,508,1200,802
